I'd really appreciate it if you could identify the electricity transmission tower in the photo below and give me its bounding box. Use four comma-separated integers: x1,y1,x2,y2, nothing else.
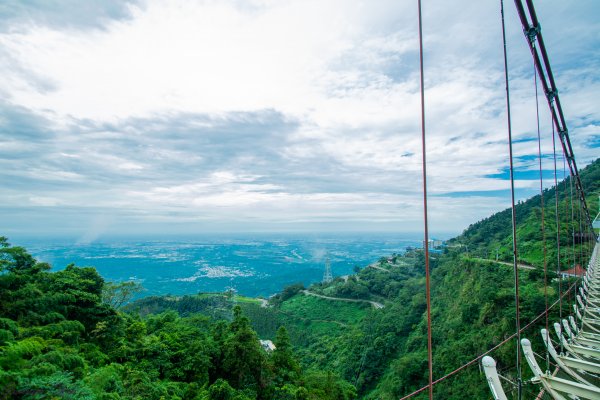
323,255,333,283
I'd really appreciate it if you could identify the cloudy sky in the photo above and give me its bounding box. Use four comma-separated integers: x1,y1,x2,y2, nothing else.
0,0,598,240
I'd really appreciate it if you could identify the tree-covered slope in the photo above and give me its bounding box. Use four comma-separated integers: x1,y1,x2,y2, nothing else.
454,158,600,268
266,158,599,399
0,237,356,400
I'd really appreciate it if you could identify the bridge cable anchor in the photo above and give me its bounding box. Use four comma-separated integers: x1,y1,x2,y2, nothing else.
524,24,541,43
545,89,558,103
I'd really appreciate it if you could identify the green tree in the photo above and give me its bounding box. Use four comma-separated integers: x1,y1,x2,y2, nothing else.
208,379,236,400
271,326,299,385
17,371,95,400
223,306,265,391
102,280,144,309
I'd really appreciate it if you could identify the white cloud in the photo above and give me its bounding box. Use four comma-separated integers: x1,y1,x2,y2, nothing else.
28,196,61,207
0,0,598,236
0,0,355,120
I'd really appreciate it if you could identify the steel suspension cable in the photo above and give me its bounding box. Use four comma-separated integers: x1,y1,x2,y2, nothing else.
569,161,575,272
398,281,579,400
565,156,574,310
579,200,583,267
577,174,584,266
585,223,590,263
551,115,564,353
581,207,584,265
587,224,591,262
563,158,577,313
500,1,522,397
533,53,550,372
513,0,596,238
416,0,433,398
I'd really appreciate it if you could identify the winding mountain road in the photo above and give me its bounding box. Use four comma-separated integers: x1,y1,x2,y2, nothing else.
301,290,384,309
368,264,391,273
470,257,536,270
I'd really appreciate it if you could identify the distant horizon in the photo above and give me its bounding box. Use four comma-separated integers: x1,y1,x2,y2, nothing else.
8,229,458,245
14,233,427,298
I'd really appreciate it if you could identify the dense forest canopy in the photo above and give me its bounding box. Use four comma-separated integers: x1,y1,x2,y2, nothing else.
0,237,355,399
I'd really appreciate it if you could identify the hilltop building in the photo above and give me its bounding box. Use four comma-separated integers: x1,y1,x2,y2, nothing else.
429,239,445,248
561,264,586,278
259,339,276,352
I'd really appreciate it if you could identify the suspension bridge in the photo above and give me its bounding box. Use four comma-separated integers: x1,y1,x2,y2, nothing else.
404,0,599,398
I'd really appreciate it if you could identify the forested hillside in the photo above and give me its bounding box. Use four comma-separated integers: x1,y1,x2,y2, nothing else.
454,159,599,268
262,158,599,399
1,159,597,399
0,239,355,400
